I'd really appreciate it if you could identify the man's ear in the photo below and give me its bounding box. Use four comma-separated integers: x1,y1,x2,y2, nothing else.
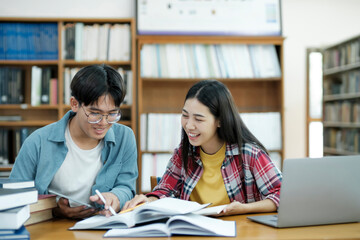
70,97,80,112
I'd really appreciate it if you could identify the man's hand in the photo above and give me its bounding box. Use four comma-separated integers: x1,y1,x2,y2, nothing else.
52,197,96,219
90,192,120,217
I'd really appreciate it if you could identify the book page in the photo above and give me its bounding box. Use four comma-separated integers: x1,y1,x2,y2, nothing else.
193,204,227,216
168,214,236,237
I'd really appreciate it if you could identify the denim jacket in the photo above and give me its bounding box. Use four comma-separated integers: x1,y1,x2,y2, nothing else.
10,111,138,208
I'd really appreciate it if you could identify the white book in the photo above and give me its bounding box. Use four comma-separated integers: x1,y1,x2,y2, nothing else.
104,213,236,238
124,70,132,105
165,44,182,78
0,205,30,230
140,113,147,151
221,45,235,78
208,45,221,78
185,44,196,78
240,112,282,150
98,24,110,61
140,153,153,192
236,45,254,78
0,188,38,211
249,45,281,78
158,45,169,78
63,68,71,105
107,25,117,61
74,22,84,61
215,45,228,78
0,179,34,189
194,44,209,78
70,198,210,230
140,44,154,78
120,24,131,61
31,66,42,106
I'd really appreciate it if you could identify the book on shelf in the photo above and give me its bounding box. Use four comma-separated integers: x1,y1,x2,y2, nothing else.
70,198,210,230
0,22,58,60
141,113,182,151
0,179,34,189
0,188,38,211
0,116,22,121
104,213,236,238
0,225,30,240
62,22,131,61
240,112,282,151
0,67,24,104
0,205,30,230
117,68,133,105
0,128,37,165
140,43,281,79
141,153,172,192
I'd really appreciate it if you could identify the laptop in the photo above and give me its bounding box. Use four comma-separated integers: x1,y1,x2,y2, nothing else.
247,155,360,228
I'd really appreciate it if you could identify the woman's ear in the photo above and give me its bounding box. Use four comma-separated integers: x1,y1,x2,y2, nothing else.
70,97,80,112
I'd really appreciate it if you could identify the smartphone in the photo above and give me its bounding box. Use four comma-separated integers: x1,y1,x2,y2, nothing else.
48,189,96,209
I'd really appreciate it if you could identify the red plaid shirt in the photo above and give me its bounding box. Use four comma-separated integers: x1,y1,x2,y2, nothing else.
147,143,282,207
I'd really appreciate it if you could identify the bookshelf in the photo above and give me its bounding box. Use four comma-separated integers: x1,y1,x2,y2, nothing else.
137,35,285,193
322,34,360,155
0,18,136,169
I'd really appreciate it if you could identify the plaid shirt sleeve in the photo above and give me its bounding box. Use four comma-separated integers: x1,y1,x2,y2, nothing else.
146,147,184,199
242,144,282,207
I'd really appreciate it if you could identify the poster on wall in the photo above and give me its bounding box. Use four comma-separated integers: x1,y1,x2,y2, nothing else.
137,0,282,36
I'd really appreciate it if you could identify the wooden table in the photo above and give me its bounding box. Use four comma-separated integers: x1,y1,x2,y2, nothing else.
27,214,360,240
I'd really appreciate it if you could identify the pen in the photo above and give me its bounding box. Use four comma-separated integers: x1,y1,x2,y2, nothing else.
120,202,146,214
95,189,117,216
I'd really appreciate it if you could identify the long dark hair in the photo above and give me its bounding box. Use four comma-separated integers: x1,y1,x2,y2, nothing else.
181,80,268,171
70,64,125,106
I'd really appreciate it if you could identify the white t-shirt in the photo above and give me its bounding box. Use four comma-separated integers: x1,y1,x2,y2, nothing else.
49,123,103,207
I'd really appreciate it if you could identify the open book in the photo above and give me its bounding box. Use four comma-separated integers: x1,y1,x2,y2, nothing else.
70,198,210,230
104,213,236,237
193,204,227,216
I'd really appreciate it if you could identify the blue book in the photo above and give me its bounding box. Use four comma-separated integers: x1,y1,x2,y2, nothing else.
0,24,5,59
0,225,29,239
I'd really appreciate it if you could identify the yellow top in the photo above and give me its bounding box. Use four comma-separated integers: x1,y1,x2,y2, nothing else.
190,143,230,206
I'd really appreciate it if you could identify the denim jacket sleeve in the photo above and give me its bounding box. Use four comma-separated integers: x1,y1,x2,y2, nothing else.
93,125,138,209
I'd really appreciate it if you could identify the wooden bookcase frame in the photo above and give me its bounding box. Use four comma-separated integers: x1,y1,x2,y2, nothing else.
136,35,285,193
322,34,360,155
0,17,137,166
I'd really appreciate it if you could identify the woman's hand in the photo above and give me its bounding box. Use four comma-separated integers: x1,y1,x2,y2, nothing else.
52,197,96,219
218,199,277,216
122,194,158,211
90,192,120,217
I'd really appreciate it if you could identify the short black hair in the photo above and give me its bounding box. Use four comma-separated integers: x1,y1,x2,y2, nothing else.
70,64,125,107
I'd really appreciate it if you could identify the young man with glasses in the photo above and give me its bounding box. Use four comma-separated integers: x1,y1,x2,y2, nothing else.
10,64,138,219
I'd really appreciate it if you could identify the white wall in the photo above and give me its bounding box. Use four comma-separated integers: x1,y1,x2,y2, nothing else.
2,0,360,159
282,0,360,158
0,0,134,18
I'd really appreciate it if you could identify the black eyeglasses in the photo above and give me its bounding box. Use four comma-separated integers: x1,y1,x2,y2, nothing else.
81,106,121,124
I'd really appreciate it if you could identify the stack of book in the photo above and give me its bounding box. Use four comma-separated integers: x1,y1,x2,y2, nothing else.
25,194,57,226
0,179,56,239
71,198,236,238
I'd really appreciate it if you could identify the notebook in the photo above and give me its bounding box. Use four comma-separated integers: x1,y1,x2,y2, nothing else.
247,155,360,228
